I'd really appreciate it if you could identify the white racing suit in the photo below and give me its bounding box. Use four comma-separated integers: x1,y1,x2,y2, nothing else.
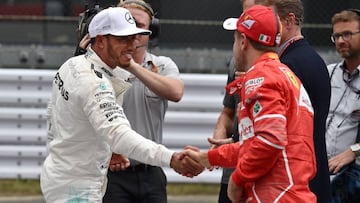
41,48,174,203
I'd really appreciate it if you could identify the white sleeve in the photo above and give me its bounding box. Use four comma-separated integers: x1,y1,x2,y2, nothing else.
79,74,174,167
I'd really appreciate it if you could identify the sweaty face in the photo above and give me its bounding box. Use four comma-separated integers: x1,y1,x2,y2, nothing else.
333,20,360,59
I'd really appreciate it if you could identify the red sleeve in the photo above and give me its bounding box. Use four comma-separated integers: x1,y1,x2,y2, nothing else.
208,143,241,168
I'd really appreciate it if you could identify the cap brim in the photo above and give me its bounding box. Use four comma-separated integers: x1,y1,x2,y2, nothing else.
223,18,238,30
111,27,152,36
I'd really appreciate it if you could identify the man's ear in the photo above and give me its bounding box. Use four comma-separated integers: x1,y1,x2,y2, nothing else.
95,35,106,49
240,33,248,50
287,13,296,26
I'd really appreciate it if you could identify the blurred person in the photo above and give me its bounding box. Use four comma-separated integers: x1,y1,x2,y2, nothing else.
275,0,332,202
102,1,189,203
40,7,202,203
326,9,360,203
186,5,317,202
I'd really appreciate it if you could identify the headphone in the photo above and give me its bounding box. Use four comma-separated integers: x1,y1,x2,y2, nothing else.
347,8,360,16
119,0,160,40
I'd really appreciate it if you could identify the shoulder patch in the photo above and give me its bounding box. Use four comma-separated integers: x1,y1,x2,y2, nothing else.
279,67,299,89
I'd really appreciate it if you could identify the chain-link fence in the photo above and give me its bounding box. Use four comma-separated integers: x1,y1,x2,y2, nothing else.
1,0,359,47
0,0,358,72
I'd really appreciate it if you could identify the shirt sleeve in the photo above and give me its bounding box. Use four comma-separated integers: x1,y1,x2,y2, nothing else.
223,59,236,108
208,142,241,168
78,74,174,167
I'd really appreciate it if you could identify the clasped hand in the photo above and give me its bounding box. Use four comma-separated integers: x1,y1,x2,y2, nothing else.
108,146,207,178
170,146,206,177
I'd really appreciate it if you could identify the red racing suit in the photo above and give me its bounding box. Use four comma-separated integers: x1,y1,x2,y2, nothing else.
208,53,316,202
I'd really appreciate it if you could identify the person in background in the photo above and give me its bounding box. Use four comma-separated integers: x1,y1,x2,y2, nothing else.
40,7,202,203
326,8,360,203
275,0,332,202
186,5,316,202
102,1,201,203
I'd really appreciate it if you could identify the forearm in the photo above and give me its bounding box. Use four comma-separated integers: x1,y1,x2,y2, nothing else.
127,62,184,101
213,107,235,139
208,143,240,168
111,124,174,167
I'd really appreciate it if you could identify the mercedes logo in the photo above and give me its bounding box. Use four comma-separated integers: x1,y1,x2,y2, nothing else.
125,12,135,24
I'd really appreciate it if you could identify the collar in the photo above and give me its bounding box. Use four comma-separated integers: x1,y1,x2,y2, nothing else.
225,52,279,96
85,47,115,77
340,61,360,80
143,52,153,65
86,47,130,80
253,52,280,65
132,52,158,74
277,35,304,57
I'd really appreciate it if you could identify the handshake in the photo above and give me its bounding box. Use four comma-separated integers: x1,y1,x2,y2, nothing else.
109,145,211,178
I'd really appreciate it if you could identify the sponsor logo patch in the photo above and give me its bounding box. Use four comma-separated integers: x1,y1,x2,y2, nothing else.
241,19,255,30
279,67,299,89
238,117,254,145
253,100,262,117
99,82,107,90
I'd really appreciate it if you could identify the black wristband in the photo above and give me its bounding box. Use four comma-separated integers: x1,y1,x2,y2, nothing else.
231,134,239,142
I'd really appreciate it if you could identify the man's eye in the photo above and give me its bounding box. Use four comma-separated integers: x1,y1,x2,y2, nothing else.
343,32,352,37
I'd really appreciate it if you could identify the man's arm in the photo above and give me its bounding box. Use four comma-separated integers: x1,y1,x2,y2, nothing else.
125,59,184,102
210,106,236,148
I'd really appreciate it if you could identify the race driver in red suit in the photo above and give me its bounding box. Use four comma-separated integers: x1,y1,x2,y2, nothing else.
184,5,317,203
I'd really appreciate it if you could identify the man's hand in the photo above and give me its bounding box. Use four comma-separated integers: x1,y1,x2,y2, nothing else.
183,146,211,169
328,148,356,174
227,178,244,203
109,153,130,172
208,137,234,148
79,33,91,50
170,149,205,178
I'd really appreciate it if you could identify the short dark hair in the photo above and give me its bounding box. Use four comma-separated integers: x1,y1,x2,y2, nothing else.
275,0,304,26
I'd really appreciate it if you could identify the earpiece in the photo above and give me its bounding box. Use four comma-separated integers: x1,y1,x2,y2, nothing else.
120,0,160,40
